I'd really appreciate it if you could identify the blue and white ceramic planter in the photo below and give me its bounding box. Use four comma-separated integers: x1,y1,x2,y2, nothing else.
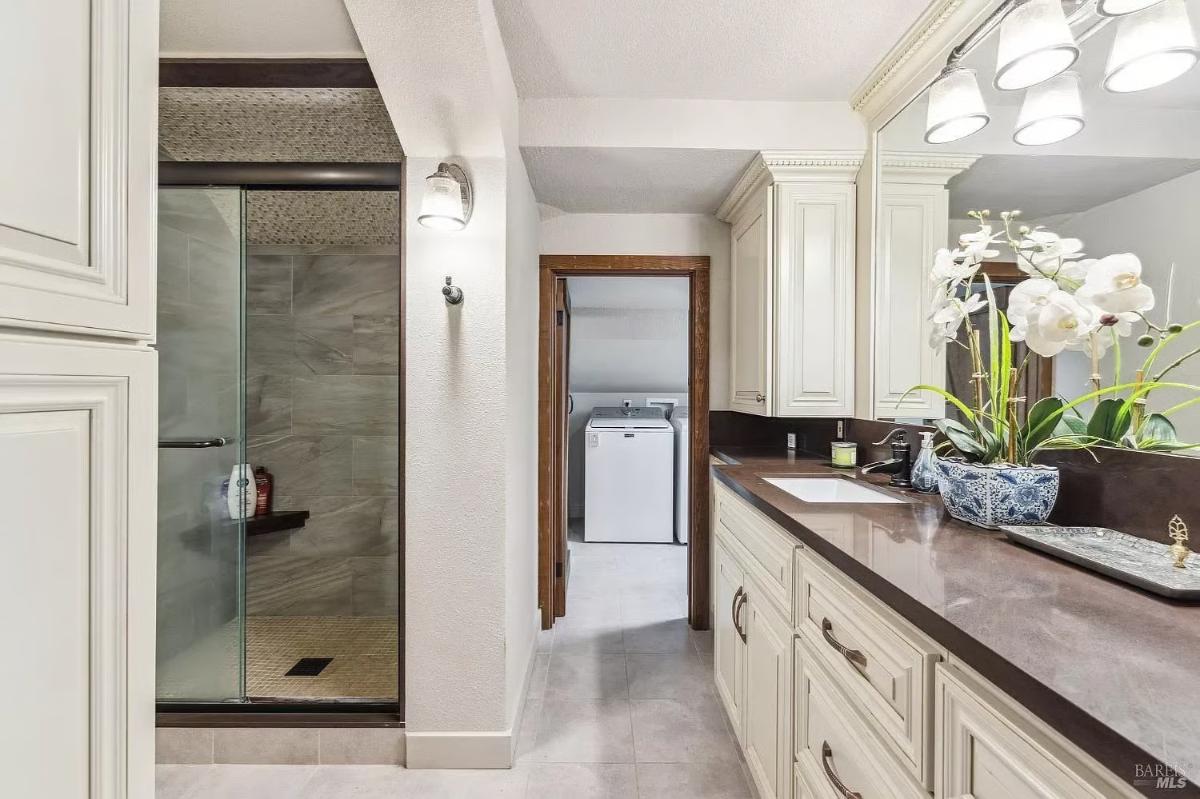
936,458,1060,529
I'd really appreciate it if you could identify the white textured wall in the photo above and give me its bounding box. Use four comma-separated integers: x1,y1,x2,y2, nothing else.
1051,169,1200,446
346,0,541,743
569,306,689,393
540,213,732,409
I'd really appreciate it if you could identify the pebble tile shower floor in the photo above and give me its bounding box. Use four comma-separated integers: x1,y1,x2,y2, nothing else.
156,527,753,798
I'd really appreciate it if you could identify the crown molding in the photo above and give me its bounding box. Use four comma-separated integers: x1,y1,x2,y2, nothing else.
880,150,980,186
851,0,1001,125
717,150,865,222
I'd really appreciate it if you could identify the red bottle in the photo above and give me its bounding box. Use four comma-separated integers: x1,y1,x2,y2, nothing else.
254,466,274,515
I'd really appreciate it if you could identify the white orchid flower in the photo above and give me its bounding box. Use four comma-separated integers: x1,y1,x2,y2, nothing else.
928,292,987,350
1076,253,1155,315
957,224,1001,260
1067,309,1139,357
931,248,979,287
1013,289,1096,357
1021,230,1085,267
1007,277,1059,327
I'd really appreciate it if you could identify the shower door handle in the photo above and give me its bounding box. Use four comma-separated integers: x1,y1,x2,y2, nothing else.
159,437,231,449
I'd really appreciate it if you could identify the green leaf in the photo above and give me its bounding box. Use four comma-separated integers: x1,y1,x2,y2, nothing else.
1087,398,1132,443
935,418,987,460
1056,414,1088,437
1137,413,1178,449
1023,396,1064,451
901,385,977,423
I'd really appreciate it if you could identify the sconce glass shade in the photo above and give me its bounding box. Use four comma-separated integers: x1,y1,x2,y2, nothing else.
418,163,472,230
1097,0,1165,16
1014,71,1085,145
994,0,1080,91
925,68,990,144
1104,0,1199,92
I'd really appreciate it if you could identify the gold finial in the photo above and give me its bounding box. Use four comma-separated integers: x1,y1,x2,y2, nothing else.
1169,515,1190,569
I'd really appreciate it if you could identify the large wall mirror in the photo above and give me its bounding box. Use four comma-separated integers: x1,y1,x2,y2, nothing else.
875,0,1200,454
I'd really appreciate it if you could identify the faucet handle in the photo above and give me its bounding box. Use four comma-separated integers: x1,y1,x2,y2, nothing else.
872,429,908,447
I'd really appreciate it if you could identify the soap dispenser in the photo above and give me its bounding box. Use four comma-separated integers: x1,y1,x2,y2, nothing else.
912,431,940,494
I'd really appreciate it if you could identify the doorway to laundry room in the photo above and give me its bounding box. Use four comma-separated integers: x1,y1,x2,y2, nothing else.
537,256,712,639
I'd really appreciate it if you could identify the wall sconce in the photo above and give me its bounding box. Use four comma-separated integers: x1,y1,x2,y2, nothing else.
1104,0,1199,92
418,162,473,231
1014,71,1085,145
925,67,991,144
994,0,1080,90
1097,0,1165,16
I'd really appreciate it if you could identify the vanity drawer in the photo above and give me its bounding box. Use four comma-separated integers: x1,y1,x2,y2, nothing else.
796,549,940,788
936,663,1138,799
794,636,926,799
715,482,796,619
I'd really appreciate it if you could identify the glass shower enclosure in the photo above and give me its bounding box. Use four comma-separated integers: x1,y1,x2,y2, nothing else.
155,187,246,702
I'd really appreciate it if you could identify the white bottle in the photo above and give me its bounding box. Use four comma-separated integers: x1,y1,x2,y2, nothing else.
226,463,257,519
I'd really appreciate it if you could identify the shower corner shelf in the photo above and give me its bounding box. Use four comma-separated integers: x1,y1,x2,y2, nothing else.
233,510,311,537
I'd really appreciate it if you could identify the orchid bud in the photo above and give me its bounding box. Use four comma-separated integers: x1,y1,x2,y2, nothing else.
1168,323,1184,334
1137,334,1155,347
1018,226,1031,235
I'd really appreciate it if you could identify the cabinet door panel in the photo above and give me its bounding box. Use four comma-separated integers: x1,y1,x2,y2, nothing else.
730,190,771,415
713,537,747,741
744,582,793,799
774,183,855,417
0,0,156,337
874,188,946,418
0,340,157,799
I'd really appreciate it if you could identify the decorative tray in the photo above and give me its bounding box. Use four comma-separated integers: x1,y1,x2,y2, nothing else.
999,525,1200,601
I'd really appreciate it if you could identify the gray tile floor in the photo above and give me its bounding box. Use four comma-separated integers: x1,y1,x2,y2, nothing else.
156,528,753,798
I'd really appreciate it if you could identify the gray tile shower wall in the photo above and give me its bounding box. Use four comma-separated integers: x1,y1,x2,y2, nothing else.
245,238,399,619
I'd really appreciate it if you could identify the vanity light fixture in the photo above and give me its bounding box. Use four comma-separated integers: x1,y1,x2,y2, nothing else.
1014,71,1085,145
1096,0,1165,16
995,0,1081,90
924,67,991,144
1104,0,1199,92
418,162,473,231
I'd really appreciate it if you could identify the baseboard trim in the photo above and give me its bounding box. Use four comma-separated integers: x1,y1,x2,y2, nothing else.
404,730,514,769
405,608,540,769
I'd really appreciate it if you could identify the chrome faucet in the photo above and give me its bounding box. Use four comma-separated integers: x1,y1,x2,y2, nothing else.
860,429,913,489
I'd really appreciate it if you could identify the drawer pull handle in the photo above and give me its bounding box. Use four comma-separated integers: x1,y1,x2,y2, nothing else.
732,588,748,644
821,741,862,799
821,618,867,670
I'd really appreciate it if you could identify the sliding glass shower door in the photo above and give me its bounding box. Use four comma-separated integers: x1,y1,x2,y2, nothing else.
155,187,247,702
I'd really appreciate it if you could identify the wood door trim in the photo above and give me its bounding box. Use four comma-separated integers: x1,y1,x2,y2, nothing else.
537,254,712,631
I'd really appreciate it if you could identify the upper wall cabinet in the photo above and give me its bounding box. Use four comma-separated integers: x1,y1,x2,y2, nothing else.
0,0,157,339
720,152,859,418
872,155,975,419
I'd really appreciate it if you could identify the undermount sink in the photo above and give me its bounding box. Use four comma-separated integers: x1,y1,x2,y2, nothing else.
764,477,905,504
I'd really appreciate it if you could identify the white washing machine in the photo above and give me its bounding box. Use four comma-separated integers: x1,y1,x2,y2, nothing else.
584,406,675,543
670,407,689,544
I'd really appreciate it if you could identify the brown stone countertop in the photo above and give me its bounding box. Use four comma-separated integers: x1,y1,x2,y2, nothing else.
712,445,1200,798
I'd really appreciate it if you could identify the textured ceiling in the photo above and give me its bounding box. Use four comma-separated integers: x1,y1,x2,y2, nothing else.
523,146,757,213
493,0,932,100
949,155,1200,219
160,0,363,56
566,276,690,310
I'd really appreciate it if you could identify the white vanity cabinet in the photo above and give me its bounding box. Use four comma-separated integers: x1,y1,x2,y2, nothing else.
711,474,1145,799
719,152,860,419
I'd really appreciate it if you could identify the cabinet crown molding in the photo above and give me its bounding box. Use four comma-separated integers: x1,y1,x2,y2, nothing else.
717,150,865,223
880,151,980,186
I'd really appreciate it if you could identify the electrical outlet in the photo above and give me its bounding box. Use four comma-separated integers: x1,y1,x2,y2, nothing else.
786,433,797,450
622,399,633,408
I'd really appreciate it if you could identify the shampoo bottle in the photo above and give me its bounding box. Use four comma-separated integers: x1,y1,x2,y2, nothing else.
911,431,940,494
226,463,257,519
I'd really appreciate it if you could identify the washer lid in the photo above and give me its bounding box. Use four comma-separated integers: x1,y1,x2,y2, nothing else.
588,406,672,430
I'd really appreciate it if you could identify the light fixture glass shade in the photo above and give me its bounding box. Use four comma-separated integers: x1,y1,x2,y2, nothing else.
1097,0,1165,16
925,68,990,144
1104,0,1199,92
1014,71,1085,145
994,0,1080,91
418,168,467,230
